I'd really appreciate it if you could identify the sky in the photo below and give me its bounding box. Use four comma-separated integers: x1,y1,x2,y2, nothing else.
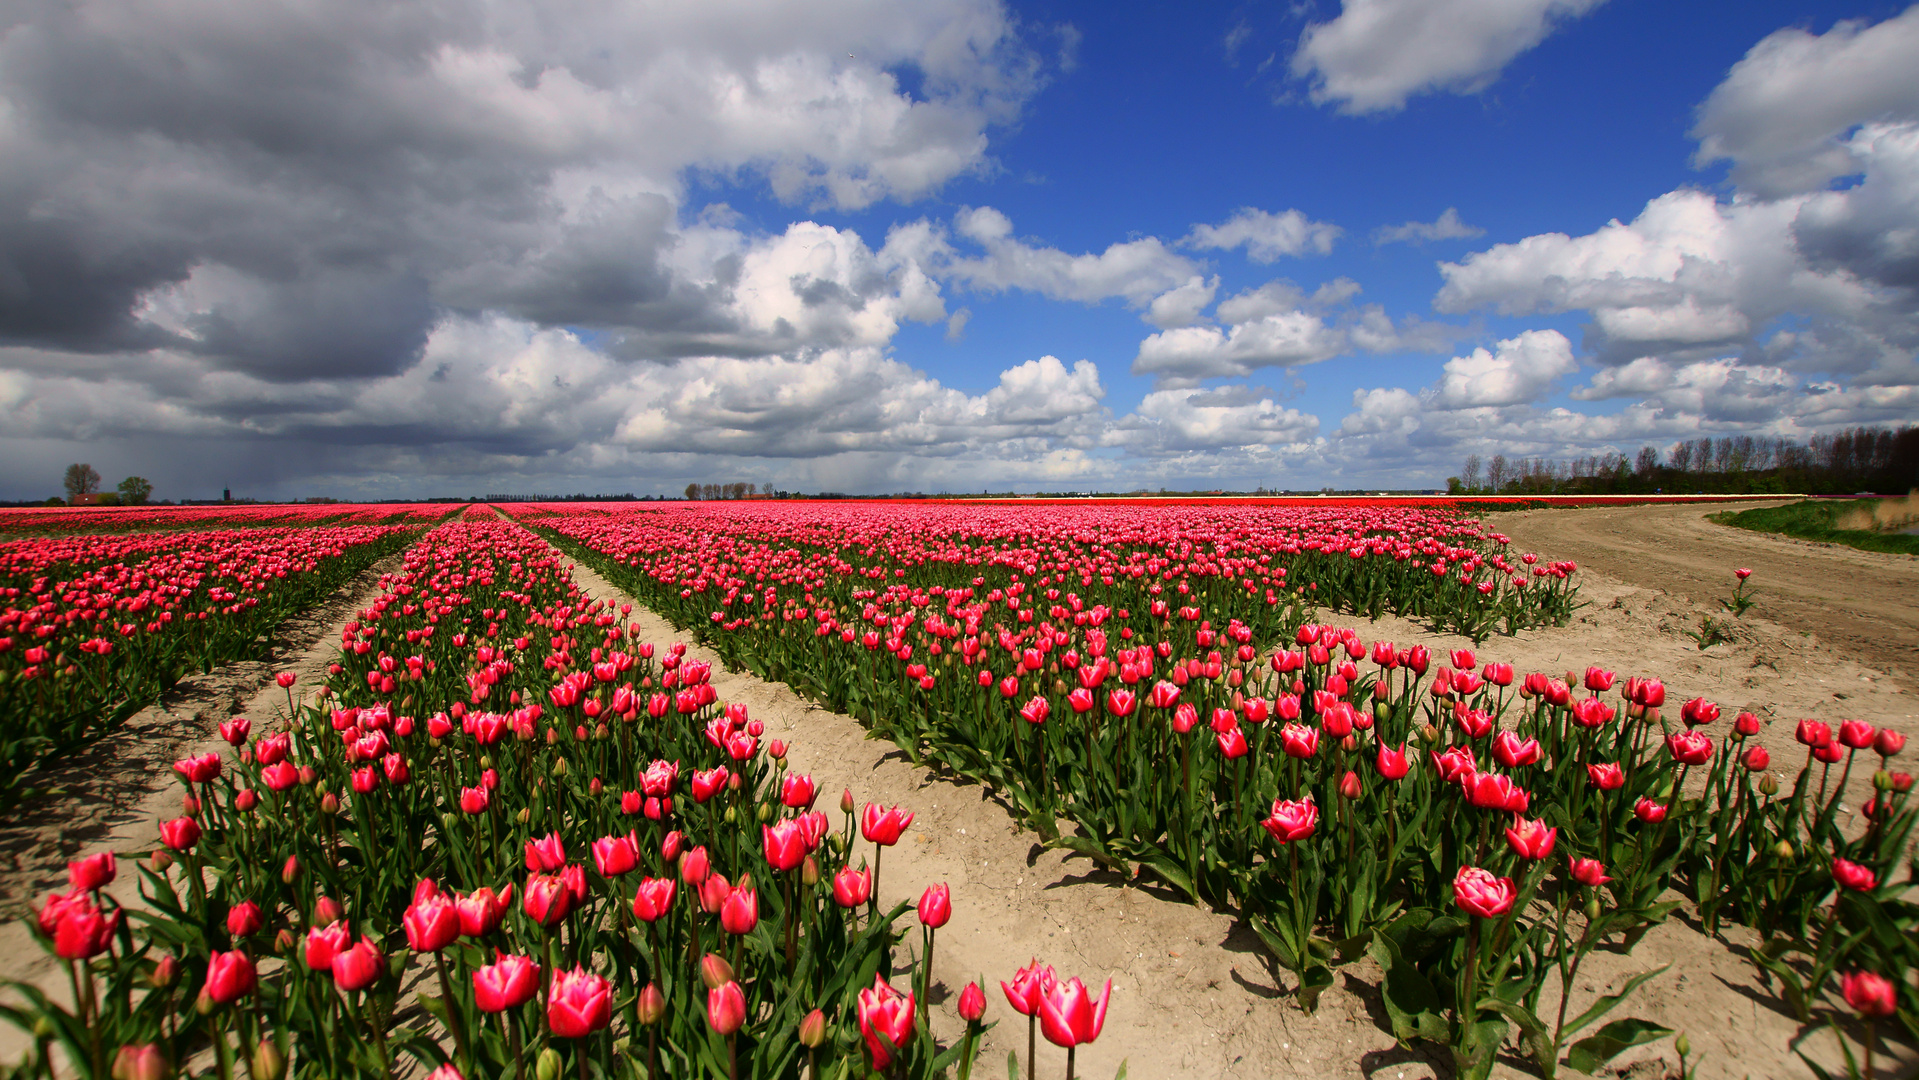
2,0,1917,500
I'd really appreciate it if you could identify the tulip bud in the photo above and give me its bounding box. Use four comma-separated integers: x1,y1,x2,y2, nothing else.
313,896,342,926
1675,1033,1691,1058
516,807,532,824
701,953,734,990
802,855,820,887
637,982,667,1026
1759,773,1779,796
1338,771,1361,799
182,794,200,818
319,792,339,816
149,850,173,873
724,806,736,824
798,1007,827,1048
234,790,257,813
728,773,743,792
281,855,301,884
1873,769,1893,791
840,788,855,814
195,988,214,1016
588,777,603,796
757,802,773,823
480,755,494,770
32,1015,54,1040
274,928,295,955
252,1039,287,1080
552,757,569,777
1774,840,1794,860
1419,722,1439,744
111,1043,167,1080
536,1047,562,1080
1584,897,1601,922
151,954,178,989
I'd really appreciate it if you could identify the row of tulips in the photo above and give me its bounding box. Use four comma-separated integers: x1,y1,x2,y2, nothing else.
8,518,1120,1080
0,525,419,812
0,503,457,540
523,504,1916,1080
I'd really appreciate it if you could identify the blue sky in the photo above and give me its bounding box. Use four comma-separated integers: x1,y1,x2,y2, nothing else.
1,0,1915,498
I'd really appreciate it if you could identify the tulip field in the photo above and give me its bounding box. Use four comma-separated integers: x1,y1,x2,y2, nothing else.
3,499,1914,1080
0,523,419,812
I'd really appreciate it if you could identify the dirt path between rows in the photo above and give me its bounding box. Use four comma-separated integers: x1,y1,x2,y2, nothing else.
1489,500,1919,681
543,521,1915,1080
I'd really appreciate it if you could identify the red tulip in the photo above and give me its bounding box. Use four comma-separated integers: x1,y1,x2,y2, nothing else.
959,980,986,1022
1001,959,1056,1017
1679,698,1720,727
1586,762,1625,791
1019,696,1049,725
1840,970,1897,1018
1038,976,1111,1048
523,833,566,872
1570,697,1614,728
1734,711,1761,736
918,883,951,928
1279,723,1318,759
523,874,572,927
205,950,257,1004
781,773,817,809
1452,867,1515,918
1569,858,1611,887
1215,726,1249,759
1261,796,1317,843
548,967,612,1038
1838,720,1876,750
218,716,252,746
1432,745,1476,783
473,953,540,1012
1794,719,1832,747
1583,666,1615,692
1874,728,1904,757
332,938,383,992
1743,746,1770,771
456,886,511,938
1491,732,1541,768
1172,701,1198,733
1505,817,1557,860
762,820,808,872
68,852,115,893
857,976,917,1068
1463,771,1527,812
52,893,122,959
1666,730,1713,766
405,891,460,952
861,803,915,846
1632,798,1668,823
1376,742,1409,780
1832,857,1878,892
592,833,640,878
305,922,349,971
159,817,201,851
833,866,872,909
631,877,677,922
173,753,221,784
680,845,712,885
719,885,758,935
226,900,263,939
708,980,747,1035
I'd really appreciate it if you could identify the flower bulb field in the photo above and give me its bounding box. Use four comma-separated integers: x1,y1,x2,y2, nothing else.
0,497,1912,1080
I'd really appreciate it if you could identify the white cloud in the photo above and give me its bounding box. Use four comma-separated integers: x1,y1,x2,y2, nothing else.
1115,386,1320,454
1290,0,1606,114
1185,208,1342,261
1133,311,1347,384
1431,329,1577,409
1145,276,1219,330
1692,6,1919,198
910,207,1201,307
1374,207,1484,245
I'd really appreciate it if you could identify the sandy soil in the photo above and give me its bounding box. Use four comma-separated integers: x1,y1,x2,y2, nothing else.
1489,500,1919,681
4,506,1914,1079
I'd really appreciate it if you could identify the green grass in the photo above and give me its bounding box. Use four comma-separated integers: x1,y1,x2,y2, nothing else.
1714,498,1919,556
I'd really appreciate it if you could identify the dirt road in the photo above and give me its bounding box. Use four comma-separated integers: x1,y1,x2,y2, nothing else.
1491,500,1919,680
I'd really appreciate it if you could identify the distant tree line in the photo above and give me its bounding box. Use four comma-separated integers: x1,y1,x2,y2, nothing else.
1448,425,1919,496
58,463,153,505
683,482,775,501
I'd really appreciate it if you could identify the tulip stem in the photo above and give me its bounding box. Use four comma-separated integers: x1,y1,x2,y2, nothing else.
1027,1013,1037,1080
434,951,473,1074
1065,1044,1076,1080
503,1011,526,1080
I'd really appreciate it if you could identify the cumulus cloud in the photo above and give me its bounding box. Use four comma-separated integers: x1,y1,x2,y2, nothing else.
1374,207,1485,245
1145,276,1220,330
1114,386,1320,454
1692,6,1919,198
890,207,1201,308
0,0,1044,379
1184,208,1342,261
1430,330,1576,409
1132,278,1464,386
1290,0,1606,114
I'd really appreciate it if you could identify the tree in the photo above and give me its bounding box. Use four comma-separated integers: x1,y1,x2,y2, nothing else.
1460,454,1482,492
63,463,101,499
1485,454,1509,493
118,476,153,505
1634,446,1658,477
684,483,700,501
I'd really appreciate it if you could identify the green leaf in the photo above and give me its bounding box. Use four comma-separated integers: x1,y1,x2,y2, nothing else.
1131,848,1199,905
1562,963,1669,1038
1043,834,1129,874
1113,1060,1129,1080
1564,1018,1672,1075
1008,1050,1020,1080
1295,964,1334,1014
1480,998,1555,1078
